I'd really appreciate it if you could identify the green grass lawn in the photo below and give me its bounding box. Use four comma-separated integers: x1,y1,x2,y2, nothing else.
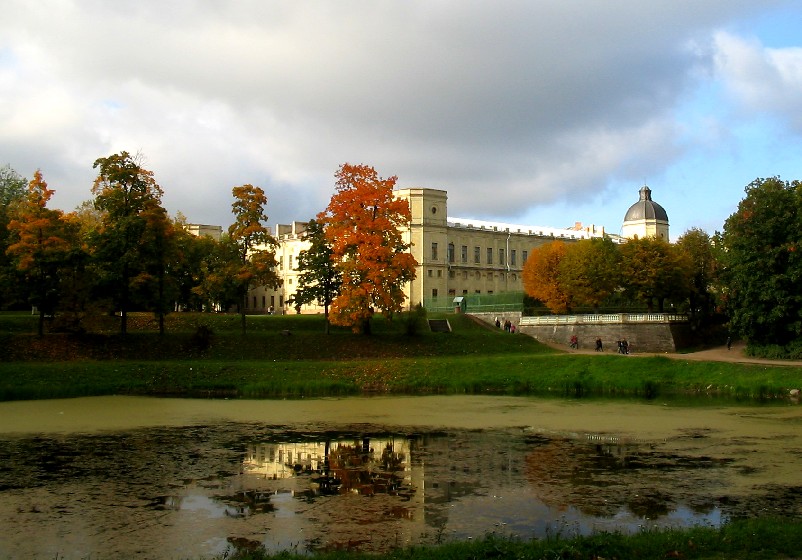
1,311,800,402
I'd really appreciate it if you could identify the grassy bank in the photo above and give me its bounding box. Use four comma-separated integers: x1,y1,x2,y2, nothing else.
211,517,802,559
1,312,801,402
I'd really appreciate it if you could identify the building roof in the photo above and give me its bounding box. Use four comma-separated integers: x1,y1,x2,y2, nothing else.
623,185,668,223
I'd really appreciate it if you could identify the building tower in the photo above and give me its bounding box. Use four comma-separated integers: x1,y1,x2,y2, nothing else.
621,185,669,240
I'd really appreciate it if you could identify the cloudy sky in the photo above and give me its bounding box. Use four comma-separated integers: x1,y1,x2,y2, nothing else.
2,1,801,239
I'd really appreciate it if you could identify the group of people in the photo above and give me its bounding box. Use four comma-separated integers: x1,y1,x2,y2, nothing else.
567,336,631,354
494,317,516,333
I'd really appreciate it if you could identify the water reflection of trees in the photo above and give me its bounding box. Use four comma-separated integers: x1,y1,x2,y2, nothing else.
524,434,724,519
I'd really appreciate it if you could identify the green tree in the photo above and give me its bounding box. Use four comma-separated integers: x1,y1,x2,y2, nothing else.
319,164,417,334
91,151,165,335
619,236,692,313
558,237,621,312
137,199,177,335
675,227,718,322
0,165,28,308
5,170,71,335
191,235,242,313
228,184,279,334
720,177,802,345
287,219,342,333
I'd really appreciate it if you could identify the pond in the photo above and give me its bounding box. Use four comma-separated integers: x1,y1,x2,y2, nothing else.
1,395,801,558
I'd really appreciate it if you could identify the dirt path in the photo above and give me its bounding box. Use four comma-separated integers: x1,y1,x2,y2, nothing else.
545,339,802,367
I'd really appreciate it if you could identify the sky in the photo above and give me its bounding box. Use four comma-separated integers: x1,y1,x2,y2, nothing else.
2,1,802,241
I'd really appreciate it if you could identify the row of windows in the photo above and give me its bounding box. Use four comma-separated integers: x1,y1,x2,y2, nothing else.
432,289,495,297
428,269,518,281
245,294,284,309
432,242,526,266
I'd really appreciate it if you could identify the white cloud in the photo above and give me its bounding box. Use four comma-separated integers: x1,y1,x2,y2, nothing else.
714,31,802,130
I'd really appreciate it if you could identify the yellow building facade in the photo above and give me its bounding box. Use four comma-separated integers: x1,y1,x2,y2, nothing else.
244,188,612,314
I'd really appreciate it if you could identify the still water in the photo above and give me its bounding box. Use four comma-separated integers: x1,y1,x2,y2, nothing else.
0,395,801,558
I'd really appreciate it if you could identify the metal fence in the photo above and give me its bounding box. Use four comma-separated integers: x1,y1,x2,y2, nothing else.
422,292,525,314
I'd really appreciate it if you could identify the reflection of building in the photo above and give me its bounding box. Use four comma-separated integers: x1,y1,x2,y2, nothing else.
244,438,412,487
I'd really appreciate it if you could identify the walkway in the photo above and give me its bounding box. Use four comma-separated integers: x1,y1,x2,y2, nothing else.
545,340,802,368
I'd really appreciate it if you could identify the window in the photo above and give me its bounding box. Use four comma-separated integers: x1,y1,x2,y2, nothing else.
279,295,284,307
447,243,455,263
279,256,284,270
437,270,442,277
288,255,293,269
487,290,494,295
431,242,438,260
262,295,266,308
271,295,275,307
474,246,481,264
522,250,528,263
428,269,433,277
462,289,468,295
499,249,505,266
463,271,468,279
432,288,438,297
461,245,468,263
448,289,456,296
511,250,517,266
487,248,493,264
449,270,455,278
253,296,257,308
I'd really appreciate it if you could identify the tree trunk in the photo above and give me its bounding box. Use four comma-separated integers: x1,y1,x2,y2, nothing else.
240,294,247,335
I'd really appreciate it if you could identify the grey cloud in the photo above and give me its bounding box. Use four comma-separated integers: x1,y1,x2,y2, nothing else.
0,0,793,228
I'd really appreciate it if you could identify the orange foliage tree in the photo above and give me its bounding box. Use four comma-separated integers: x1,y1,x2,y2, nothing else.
319,163,417,333
521,240,571,313
6,170,71,335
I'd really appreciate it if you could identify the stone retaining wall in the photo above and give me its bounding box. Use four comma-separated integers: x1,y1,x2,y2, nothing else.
469,312,691,353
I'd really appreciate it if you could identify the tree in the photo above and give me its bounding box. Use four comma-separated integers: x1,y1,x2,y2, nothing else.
319,163,417,333
675,227,718,322
287,219,342,333
91,151,165,335
228,184,279,335
136,198,177,335
0,165,28,308
522,241,571,313
719,177,802,345
619,236,692,313
558,237,621,312
5,170,71,335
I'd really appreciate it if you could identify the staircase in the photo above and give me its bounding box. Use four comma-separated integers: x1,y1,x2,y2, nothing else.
428,319,452,333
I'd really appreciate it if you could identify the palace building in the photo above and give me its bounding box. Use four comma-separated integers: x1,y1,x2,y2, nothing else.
195,185,667,314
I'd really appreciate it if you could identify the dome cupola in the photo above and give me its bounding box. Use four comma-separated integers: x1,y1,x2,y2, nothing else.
622,185,669,240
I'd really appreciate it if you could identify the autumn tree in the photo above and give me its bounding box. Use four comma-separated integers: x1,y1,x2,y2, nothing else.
522,241,571,313
619,236,692,313
228,184,279,334
5,170,71,335
719,177,802,345
558,237,621,312
287,219,342,333
319,163,417,334
91,151,165,335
